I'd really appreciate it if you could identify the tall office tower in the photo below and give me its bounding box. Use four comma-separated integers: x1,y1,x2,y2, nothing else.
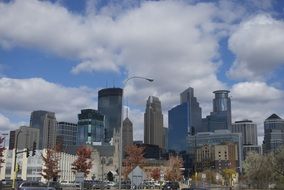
122,116,133,157
168,87,202,152
180,88,202,133
144,96,164,148
98,88,123,143
263,114,284,153
203,90,232,132
56,122,78,153
232,120,261,160
30,110,57,149
9,126,39,150
77,109,104,146
232,120,258,145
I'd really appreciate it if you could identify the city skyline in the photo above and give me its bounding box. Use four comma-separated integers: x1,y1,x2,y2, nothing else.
1,0,284,144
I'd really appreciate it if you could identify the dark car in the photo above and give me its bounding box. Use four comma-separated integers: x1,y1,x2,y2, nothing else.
18,181,56,190
181,188,207,190
47,181,62,190
162,182,180,190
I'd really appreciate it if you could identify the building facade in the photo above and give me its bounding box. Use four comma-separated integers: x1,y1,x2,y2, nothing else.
203,90,232,132
232,120,258,145
77,109,105,146
9,126,39,150
30,111,57,149
122,117,133,157
263,114,284,153
144,96,164,148
168,87,202,152
187,130,242,172
56,122,77,154
98,88,123,143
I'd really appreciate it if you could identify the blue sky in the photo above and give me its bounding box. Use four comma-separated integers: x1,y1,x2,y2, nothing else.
0,0,284,143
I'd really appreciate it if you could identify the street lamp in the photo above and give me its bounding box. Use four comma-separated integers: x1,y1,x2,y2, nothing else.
118,76,154,190
12,128,22,189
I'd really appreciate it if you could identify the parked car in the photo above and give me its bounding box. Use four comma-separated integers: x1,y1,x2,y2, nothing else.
47,181,62,190
162,182,180,190
18,181,56,190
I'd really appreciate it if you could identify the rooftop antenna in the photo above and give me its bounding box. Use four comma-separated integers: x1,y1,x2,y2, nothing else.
113,79,115,88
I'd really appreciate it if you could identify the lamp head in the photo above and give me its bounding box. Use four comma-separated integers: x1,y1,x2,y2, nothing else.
147,78,154,82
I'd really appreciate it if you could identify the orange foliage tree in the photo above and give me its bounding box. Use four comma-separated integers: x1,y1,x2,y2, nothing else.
72,146,93,177
164,156,183,182
0,137,5,169
151,168,161,181
41,146,61,181
123,145,145,179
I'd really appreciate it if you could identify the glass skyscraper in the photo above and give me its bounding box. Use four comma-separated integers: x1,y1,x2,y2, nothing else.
30,110,57,149
203,90,232,132
77,109,104,146
56,122,77,153
168,103,188,152
168,87,202,152
263,114,284,153
98,88,123,143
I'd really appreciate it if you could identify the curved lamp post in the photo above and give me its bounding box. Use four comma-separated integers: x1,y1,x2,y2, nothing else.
118,76,154,190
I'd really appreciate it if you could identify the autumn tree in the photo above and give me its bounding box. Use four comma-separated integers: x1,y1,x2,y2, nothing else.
41,148,61,181
72,146,93,177
0,137,5,169
164,156,183,182
221,168,236,186
151,168,161,181
123,145,145,179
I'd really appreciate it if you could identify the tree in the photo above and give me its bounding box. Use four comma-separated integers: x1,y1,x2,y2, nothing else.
221,168,236,186
164,156,183,182
243,152,274,188
0,137,5,169
123,145,145,179
151,168,161,181
41,148,61,181
72,146,92,177
273,146,284,177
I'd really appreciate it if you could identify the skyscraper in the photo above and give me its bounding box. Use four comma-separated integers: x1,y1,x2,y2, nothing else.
203,90,232,132
168,87,202,152
263,114,284,153
232,120,261,160
9,126,39,150
232,120,258,145
77,109,104,146
144,96,164,148
122,116,133,157
56,122,77,153
98,88,123,143
30,110,57,149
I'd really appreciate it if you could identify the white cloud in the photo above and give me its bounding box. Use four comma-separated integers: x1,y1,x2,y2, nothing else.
0,77,97,125
230,81,284,143
228,14,284,80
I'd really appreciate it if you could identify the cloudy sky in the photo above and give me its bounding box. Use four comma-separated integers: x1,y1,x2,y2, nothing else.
1,0,284,144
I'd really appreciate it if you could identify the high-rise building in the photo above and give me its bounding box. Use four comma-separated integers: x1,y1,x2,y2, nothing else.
263,114,284,153
232,120,258,145
144,96,164,148
30,110,57,149
56,122,77,153
180,88,202,132
77,109,104,146
122,116,133,154
203,90,232,132
8,126,39,150
98,88,123,143
232,120,261,160
168,87,202,152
